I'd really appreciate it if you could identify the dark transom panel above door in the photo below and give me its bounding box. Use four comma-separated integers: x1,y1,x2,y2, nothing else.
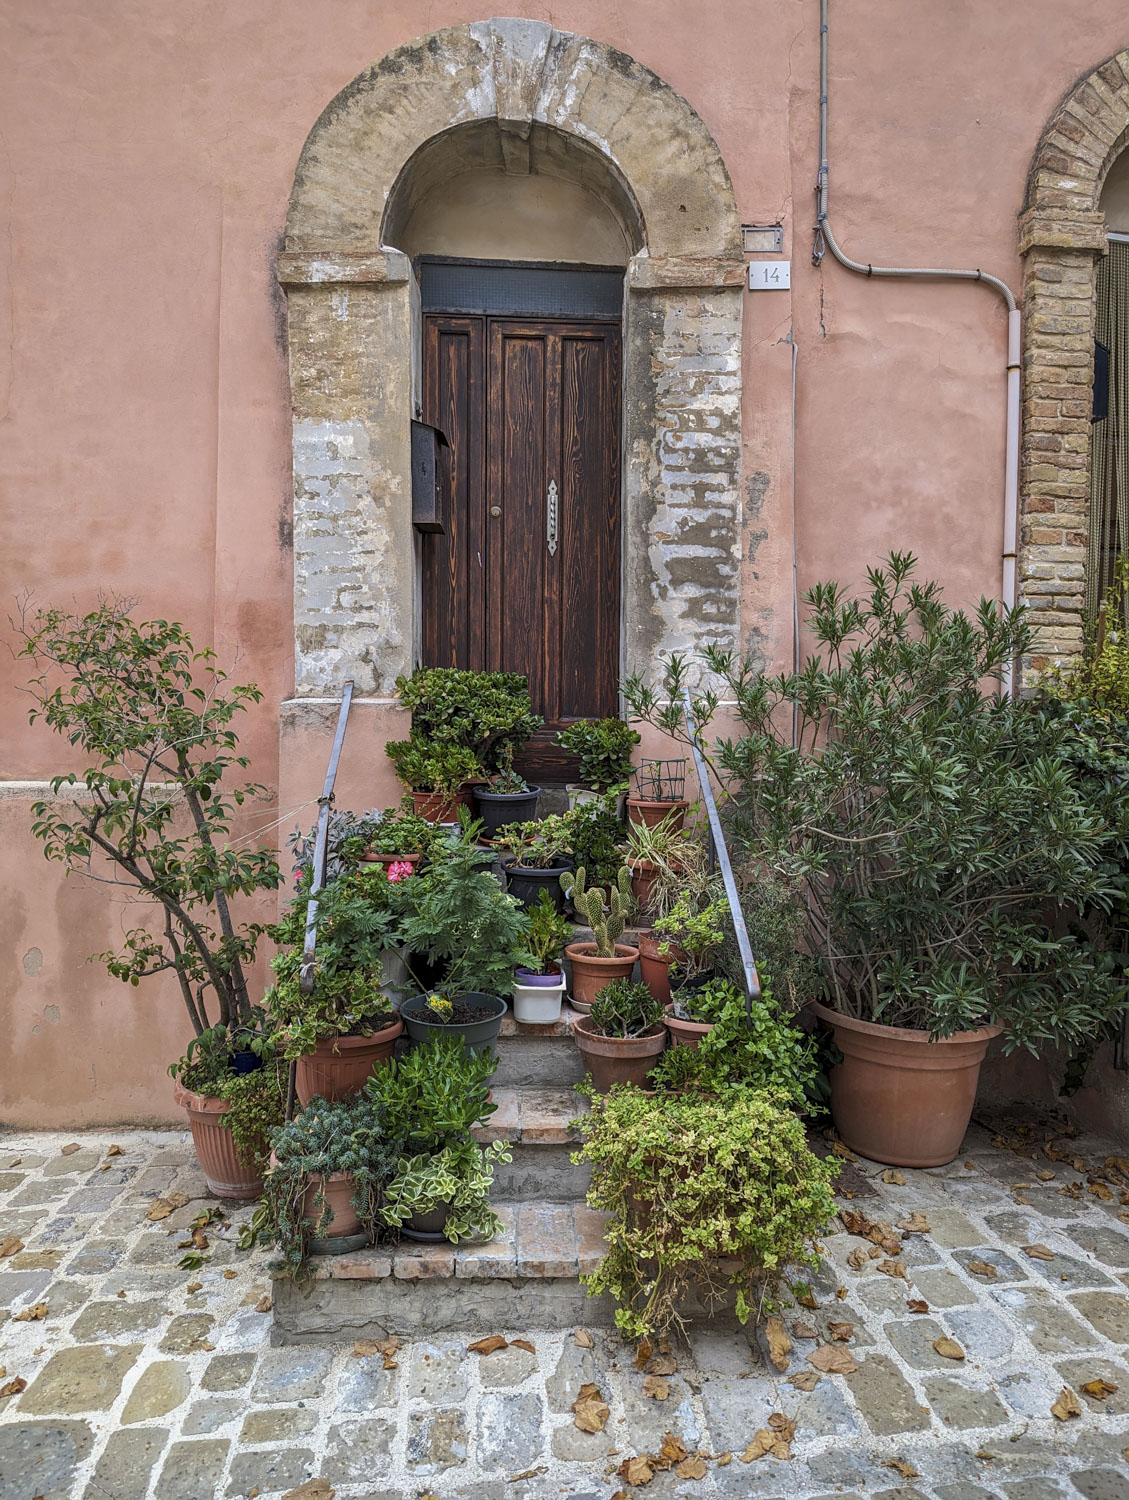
421,299,621,772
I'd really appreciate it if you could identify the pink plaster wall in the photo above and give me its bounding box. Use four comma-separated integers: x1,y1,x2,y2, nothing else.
3,1,1128,1124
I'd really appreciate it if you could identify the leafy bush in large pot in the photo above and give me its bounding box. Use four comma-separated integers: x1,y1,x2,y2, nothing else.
627,554,1129,1166
20,603,284,1196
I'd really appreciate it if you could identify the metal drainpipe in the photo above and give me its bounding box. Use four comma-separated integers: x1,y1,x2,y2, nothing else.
813,0,1022,694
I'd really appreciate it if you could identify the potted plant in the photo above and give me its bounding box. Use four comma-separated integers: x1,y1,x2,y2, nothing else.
663,975,744,1048
19,604,286,1191
649,984,819,1104
385,742,482,823
494,814,575,911
395,815,534,1052
561,793,629,889
473,760,540,837
259,1094,401,1282
647,893,729,1007
573,978,666,1091
359,802,435,871
626,757,690,830
267,867,406,1104
554,717,640,810
168,1014,289,1199
626,554,1129,1167
573,1085,838,1339
513,890,573,1024
366,1034,509,1242
624,810,709,929
561,867,639,1011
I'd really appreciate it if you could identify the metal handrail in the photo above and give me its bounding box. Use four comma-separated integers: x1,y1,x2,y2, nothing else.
681,689,762,1014
298,681,355,994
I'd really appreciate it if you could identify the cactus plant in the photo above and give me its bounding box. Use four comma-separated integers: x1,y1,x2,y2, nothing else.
561,866,633,958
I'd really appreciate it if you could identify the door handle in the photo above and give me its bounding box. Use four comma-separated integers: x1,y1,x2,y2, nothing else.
546,478,558,557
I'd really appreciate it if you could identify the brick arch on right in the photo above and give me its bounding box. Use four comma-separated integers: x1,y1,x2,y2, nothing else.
1018,51,1129,674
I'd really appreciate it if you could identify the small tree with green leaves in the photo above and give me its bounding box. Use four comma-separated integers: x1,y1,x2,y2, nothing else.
18,601,281,1035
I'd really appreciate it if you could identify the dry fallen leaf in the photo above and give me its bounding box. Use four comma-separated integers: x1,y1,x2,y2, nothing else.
145,1191,189,1222
13,1303,47,1322
60,1143,80,1156
765,1315,791,1372
675,1456,708,1480
906,1299,930,1314
1037,1169,1056,1181
645,1353,677,1376
105,1144,124,1157
1090,1182,1114,1202
1022,1244,1055,1261
876,1258,908,1280
967,1259,998,1279
573,1328,594,1348
1080,1378,1118,1400
507,1467,547,1482
634,1336,654,1369
353,1341,381,1357
740,1415,795,1462
829,1140,857,1161
657,1434,688,1465
617,1455,654,1485
0,1237,24,1258
468,1335,508,1356
933,1337,965,1361
0,1377,27,1398
882,1168,906,1185
510,1339,536,1354
788,1369,821,1391
186,1281,202,1295
828,1321,853,1342
1051,1386,1082,1421
791,1321,818,1339
281,1482,334,1500
884,1458,920,1479
642,1374,670,1402
897,1212,930,1235
807,1343,858,1375
222,1269,237,1280
846,1246,869,1271
255,1295,272,1313
572,1382,609,1434
116,1290,126,1300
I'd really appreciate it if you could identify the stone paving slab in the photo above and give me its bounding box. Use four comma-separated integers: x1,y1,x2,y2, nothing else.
0,1120,1128,1498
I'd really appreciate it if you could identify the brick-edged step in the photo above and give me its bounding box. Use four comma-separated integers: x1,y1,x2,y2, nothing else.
473,1084,591,1201
271,1201,615,1342
491,1003,587,1087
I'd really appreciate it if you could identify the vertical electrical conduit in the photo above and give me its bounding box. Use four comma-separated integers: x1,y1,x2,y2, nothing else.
813,0,1022,694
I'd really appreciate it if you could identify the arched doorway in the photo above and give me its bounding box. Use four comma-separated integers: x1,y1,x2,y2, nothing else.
277,19,744,770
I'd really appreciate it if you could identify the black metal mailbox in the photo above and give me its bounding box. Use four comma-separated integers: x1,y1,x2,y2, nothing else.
411,419,450,534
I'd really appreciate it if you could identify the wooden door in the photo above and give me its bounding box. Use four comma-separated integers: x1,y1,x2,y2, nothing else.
422,314,621,760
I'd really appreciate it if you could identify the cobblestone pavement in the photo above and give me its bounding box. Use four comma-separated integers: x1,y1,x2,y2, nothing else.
2,1117,1129,1500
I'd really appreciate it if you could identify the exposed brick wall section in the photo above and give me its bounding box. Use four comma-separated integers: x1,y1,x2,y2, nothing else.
1017,49,1129,675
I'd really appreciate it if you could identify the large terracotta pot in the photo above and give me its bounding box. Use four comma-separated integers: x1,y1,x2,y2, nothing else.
565,942,640,1012
637,931,684,1007
173,1080,262,1199
411,789,474,823
626,797,689,831
295,1017,404,1106
812,1002,1003,1168
573,1017,667,1092
628,860,683,918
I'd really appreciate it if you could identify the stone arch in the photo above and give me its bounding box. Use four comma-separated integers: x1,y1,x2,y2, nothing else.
1017,50,1129,670
277,18,745,703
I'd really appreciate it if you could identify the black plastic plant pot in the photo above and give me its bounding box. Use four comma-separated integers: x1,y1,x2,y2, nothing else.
230,1050,263,1076
473,785,541,837
499,856,573,913
400,992,508,1056
400,1202,454,1242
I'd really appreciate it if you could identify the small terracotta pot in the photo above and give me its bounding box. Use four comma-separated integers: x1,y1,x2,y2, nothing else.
565,942,640,1012
573,1016,667,1092
811,1002,1003,1168
295,1016,404,1106
411,789,474,823
663,1004,714,1049
637,931,684,1007
173,1080,262,1199
300,1170,362,1239
626,797,689,831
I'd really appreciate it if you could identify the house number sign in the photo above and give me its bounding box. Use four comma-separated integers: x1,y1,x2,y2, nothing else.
748,260,791,290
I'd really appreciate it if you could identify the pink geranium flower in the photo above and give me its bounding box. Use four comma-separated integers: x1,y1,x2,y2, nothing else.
387,860,414,882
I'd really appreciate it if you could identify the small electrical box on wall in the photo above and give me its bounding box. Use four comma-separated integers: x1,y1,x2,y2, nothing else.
411,420,450,534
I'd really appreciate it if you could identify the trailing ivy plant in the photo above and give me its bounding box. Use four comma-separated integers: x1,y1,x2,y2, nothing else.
19,602,282,1034
259,1095,401,1284
574,1086,837,1339
626,553,1129,1052
650,985,819,1107
380,1137,511,1242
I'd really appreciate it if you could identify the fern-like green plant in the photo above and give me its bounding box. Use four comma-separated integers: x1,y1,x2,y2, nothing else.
560,866,633,956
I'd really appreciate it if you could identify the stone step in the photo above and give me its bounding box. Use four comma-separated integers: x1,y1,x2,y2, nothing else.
473,1085,591,1201
272,1201,616,1342
492,1003,587,1088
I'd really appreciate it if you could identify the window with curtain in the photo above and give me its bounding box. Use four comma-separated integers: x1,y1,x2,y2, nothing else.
1089,239,1129,622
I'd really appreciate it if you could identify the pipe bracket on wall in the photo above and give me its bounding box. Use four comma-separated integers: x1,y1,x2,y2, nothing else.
546,478,559,556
